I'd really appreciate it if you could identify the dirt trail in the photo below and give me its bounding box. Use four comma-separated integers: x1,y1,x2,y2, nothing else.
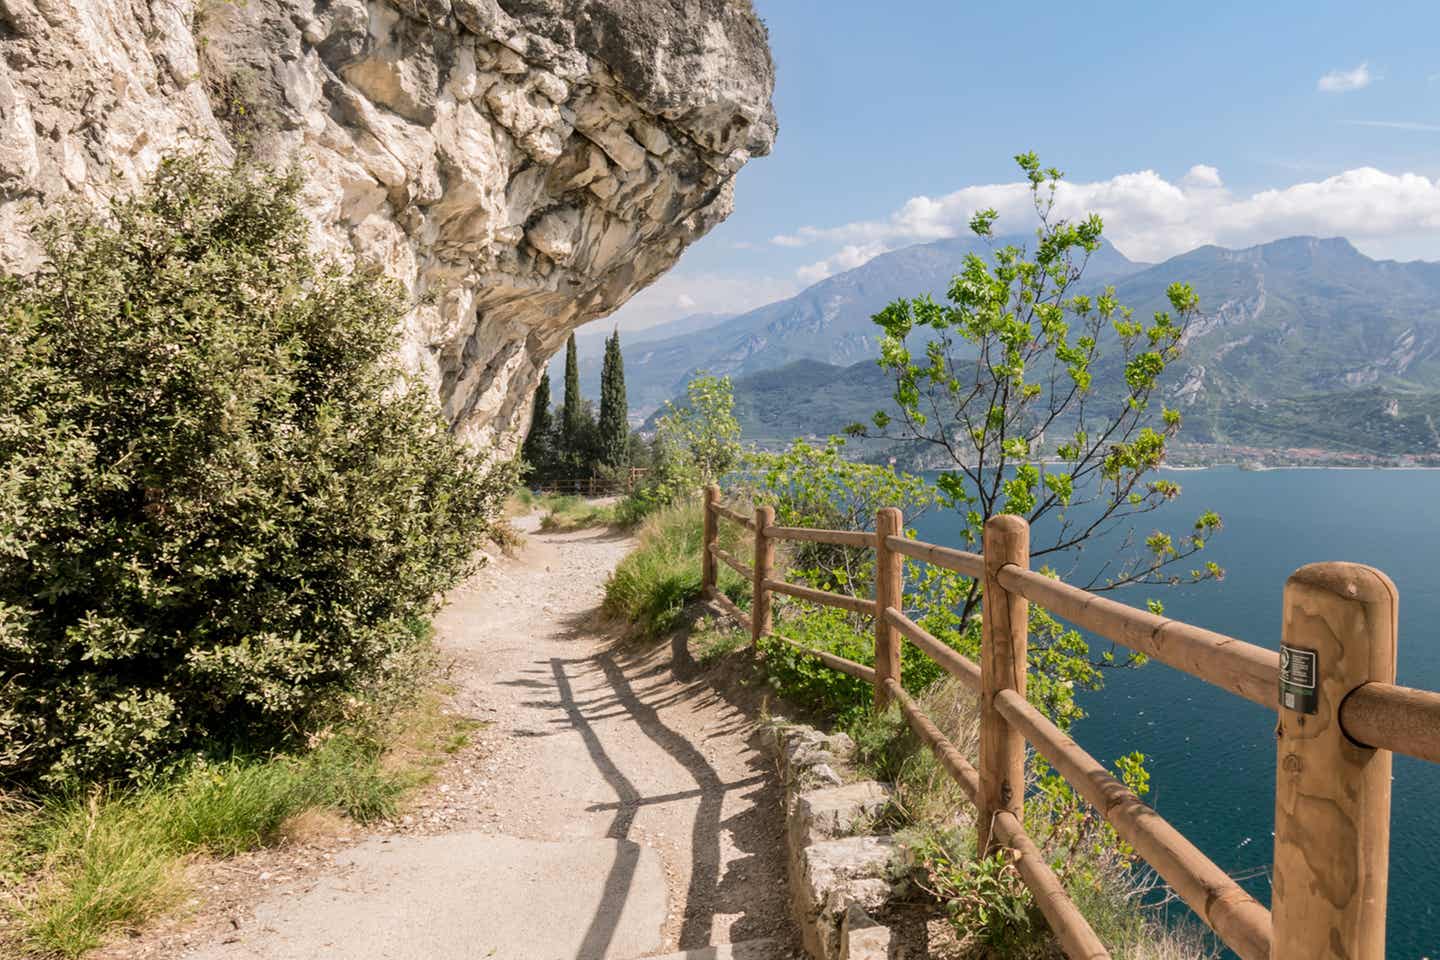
173,515,799,960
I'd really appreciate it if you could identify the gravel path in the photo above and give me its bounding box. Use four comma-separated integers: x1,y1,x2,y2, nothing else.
151,515,798,960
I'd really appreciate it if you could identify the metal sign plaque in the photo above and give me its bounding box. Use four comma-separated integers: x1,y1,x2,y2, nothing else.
1279,644,1319,715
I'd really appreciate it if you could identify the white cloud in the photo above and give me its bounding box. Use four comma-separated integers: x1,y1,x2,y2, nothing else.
675,293,697,309
1182,164,1223,188
1318,62,1372,93
769,165,1440,268
795,241,890,283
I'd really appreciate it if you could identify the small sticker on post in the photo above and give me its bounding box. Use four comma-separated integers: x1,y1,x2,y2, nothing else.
1279,644,1319,715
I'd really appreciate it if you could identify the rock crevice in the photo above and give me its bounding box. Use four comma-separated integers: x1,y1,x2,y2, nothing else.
0,0,776,452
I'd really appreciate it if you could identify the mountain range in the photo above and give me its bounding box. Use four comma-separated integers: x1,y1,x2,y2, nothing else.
624,233,1440,456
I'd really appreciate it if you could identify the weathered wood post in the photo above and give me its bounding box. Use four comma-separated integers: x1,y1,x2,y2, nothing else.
701,485,720,600
751,503,776,649
1273,563,1397,960
978,514,1029,855
873,507,904,709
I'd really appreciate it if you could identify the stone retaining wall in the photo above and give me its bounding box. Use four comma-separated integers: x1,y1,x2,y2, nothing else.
768,723,903,960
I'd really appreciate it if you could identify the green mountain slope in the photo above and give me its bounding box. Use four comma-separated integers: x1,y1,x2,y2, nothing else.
657,235,1440,457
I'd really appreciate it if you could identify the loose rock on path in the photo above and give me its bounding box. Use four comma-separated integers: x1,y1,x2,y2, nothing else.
167,514,799,960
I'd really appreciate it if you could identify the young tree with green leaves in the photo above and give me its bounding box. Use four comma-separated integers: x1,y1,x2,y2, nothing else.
597,330,629,468
521,369,552,481
655,373,742,487
618,374,742,521
846,152,1222,708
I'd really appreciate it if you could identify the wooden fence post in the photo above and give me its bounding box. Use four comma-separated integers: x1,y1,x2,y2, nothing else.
701,485,720,600
978,514,1029,856
1273,563,1397,960
751,503,776,649
873,507,904,709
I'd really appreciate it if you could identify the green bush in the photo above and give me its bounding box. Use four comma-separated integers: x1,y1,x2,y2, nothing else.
0,156,511,786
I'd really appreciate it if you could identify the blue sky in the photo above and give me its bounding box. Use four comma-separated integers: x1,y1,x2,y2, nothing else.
607,0,1440,331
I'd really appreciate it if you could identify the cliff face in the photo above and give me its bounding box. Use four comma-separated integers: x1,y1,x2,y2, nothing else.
0,0,775,451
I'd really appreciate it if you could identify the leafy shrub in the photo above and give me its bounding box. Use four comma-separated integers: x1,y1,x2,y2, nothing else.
919,843,1047,952
741,436,942,593
759,604,947,725
618,374,742,523
0,156,510,785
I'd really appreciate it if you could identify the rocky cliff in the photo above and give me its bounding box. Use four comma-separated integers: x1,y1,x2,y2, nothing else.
0,0,775,451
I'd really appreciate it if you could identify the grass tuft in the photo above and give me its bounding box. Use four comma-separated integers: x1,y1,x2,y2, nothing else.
536,494,618,531
0,694,474,957
603,498,748,639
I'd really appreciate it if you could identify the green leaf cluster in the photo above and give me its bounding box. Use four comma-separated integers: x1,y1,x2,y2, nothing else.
0,156,509,785
620,374,742,521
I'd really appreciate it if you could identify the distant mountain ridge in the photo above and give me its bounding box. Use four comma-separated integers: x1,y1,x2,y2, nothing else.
643,233,1440,456
618,234,1143,407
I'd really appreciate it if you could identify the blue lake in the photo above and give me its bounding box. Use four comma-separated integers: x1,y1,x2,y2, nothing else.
907,467,1440,958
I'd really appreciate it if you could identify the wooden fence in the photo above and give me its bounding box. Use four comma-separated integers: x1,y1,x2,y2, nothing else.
699,485,1440,960
532,467,648,497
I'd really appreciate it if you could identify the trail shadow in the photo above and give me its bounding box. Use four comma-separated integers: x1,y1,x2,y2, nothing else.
547,643,791,952
549,657,644,960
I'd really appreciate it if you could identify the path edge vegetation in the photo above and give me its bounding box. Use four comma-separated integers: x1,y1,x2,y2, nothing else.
0,156,513,957
600,156,1226,958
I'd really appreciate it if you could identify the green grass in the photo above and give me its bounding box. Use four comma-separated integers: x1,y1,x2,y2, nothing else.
691,621,751,665
507,491,621,531
602,498,749,639
0,694,476,958
536,494,618,531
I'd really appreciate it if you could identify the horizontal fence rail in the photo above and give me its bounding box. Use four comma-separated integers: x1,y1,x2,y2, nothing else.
1340,682,1440,763
763,576,878,616
711,501,757,531
764,524,877,548
698,485,1436,960
884,534,985,578
885,607,980,690
997,565,1280,709
708,543,753,581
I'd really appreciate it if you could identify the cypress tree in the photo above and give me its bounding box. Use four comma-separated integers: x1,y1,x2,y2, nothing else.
561,332,583,450
597,329,629,468
521,369,551,480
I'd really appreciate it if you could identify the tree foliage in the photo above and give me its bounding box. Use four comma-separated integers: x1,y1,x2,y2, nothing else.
521,369,552,481
618,374,742,523
742,437,940,593
597,329,629,469
848,153,1222,641
0,156,510,785
561,332,585,452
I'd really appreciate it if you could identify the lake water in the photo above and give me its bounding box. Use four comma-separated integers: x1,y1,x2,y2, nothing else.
907,467,1440,958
